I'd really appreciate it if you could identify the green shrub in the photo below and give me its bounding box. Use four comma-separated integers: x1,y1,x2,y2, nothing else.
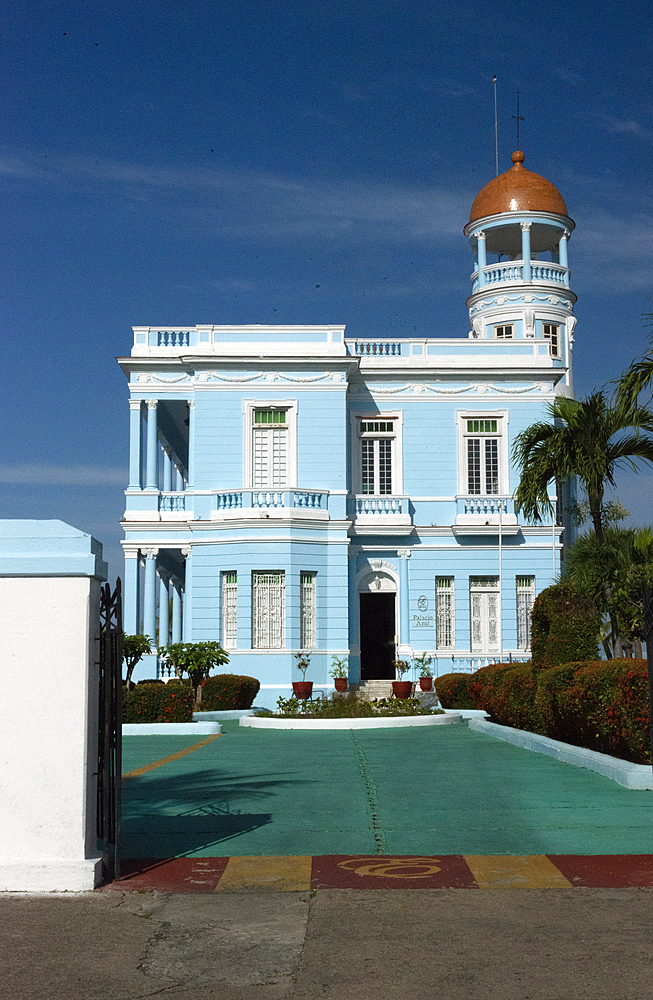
200,674,261,711
468,662,544,733
530,583,601,670
123,683,194,723
433,672,478,709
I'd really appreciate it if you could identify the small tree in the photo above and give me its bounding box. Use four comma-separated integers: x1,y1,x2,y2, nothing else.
530,583,601,670
159,641,230,706
122,634,153,688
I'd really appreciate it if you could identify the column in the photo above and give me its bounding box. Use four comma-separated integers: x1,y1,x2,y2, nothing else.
171,578,182,644
123,549,140,634
143,547,159,641
182,545,193,642
162,449,172,492
521,222,532,282
476,231,486,287
186,399,195,489
128,400,142,489
398,549,411,651
145,400,159,490
158,571,170,648
559,230,570,285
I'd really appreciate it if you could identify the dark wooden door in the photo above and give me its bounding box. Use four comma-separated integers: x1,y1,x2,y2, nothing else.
360,593,396,679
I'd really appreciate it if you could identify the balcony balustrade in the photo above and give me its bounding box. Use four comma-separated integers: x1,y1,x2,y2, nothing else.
212,489,329,519
348,494,412,526
471,260,569,293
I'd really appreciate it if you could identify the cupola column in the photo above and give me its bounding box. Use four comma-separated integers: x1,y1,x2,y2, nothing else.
559,231,570,285
145,400,159,490
476,231,487,287
520,222,532,282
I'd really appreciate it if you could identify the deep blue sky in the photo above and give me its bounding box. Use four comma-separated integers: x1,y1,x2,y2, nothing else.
3,0,653,580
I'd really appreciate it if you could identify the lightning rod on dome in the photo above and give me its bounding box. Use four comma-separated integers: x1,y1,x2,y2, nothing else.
512,90,524,149
493,76,498,177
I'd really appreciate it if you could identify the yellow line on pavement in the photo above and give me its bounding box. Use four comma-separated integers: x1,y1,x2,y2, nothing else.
122,735,221,779
464,854,573,889
215,855,313,892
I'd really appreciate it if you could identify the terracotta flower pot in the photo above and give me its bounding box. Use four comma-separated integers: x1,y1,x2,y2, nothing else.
419,676,433,692
292,681,313,700
334,677,348,692
392,680,413,699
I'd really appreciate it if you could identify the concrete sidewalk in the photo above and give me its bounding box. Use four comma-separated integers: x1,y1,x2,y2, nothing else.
2,886,653,999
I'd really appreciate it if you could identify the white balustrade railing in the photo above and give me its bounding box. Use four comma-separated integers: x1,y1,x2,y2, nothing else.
352,341,402,356
462,496,510,516
352,495,408,517
213,489,328,512
159,492,187,512
471,261,569,292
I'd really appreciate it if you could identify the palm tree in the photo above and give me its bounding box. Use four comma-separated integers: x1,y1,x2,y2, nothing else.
513,391,653,656
563,526,653,657
512,392,653,545
616,319,653,409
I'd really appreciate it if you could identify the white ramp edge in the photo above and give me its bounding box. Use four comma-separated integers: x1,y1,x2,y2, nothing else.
469,718,653,790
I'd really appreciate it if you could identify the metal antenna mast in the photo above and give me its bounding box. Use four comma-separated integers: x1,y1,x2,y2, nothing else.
512,91,524,148
493,76,498,176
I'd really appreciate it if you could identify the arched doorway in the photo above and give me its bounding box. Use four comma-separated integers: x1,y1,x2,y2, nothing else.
358,568,397,680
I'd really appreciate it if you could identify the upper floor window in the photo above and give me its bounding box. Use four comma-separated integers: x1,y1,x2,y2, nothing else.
458,411,507,497
358,417,397,495
494,324,513,340
543,323,560,357
244,400,297,489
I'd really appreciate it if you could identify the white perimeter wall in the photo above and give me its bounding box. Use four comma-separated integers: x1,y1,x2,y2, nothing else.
0,576,102,891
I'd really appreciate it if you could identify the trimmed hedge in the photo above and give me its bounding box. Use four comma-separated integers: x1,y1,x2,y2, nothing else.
123,683,194,723
467,662,544,734
200,674,261,710
468,657,651,765
535,658,651,764
433,672,479,709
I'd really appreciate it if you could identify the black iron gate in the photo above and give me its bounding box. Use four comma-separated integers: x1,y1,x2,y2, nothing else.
97,578,123,882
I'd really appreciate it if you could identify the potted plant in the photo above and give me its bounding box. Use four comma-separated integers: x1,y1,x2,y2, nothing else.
392,659,413,699
292,651,313,699
414,652,433,691
329,655,349,692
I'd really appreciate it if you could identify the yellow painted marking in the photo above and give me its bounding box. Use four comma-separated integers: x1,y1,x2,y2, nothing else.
122,735,221,779
215,855,312,892
464,854,573,889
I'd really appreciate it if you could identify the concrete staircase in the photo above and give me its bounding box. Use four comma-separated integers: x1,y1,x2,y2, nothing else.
353,679,403,701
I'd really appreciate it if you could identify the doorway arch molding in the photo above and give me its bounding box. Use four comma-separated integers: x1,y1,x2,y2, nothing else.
356,560,399,593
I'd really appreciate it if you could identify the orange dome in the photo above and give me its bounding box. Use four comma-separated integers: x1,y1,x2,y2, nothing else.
469,151,568,222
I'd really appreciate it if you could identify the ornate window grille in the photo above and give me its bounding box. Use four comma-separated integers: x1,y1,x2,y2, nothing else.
222,572,237,649
516,576,535,649
300,572,316,649
252,571,285,649
435,577,455,649
469,576,500,654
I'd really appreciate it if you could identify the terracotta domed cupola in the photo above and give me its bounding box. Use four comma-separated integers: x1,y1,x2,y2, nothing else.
462,150,577,397
469,150,568,222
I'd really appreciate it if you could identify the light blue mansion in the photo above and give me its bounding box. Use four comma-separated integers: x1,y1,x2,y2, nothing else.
120,151,577,698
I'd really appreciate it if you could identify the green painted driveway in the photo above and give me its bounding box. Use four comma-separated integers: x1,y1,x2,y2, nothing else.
121,721,653,858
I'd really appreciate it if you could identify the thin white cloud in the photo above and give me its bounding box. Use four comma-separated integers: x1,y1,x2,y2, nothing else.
598,114,651,141
0,148,473,245
0,464,125,486
573,207,653,291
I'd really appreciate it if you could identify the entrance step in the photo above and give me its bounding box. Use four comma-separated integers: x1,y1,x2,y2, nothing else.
354,680,400,701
